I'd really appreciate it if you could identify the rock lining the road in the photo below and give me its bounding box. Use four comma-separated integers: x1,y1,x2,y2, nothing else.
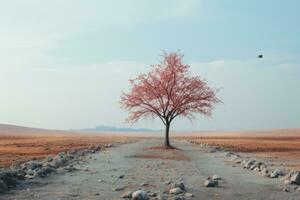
0,142,124,194
188,140,300,192
2,139,300,199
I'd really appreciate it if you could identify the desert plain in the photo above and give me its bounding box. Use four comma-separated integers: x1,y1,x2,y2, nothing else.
0,125,300,199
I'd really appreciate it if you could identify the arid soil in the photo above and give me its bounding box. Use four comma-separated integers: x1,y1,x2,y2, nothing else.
0,134,135,168
181,129,300,169
1,126,300,199
1,139,299,200
2,127,300,170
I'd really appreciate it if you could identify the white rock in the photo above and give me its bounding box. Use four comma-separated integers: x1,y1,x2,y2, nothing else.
121,191,132,198
185,192,194,197
204,180,218,187
132,190,149,200
169,187,184,195
173,182,185,191
290,171,300,185
243,160,256,169
212,175,222,180
284,180,292,184
25,175,35,179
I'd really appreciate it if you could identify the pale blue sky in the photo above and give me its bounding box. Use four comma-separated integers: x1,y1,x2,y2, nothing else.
0,0,299,130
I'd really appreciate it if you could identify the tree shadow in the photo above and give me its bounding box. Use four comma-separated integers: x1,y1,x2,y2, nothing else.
148,145,182,151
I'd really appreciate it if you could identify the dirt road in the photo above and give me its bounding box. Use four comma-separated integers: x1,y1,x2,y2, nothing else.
1,139,299,200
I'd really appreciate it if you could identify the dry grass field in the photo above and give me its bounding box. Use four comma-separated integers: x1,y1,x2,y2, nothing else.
1,124,300,170
0,134,134,168
0,124,137,168
180,129,300,169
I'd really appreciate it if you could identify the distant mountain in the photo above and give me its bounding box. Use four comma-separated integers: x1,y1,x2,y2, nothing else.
80,125,158,132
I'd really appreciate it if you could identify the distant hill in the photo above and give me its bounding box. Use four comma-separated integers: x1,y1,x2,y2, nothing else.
0,124,159,135
0,124,46,133
80,125,158,132
0,124,68,135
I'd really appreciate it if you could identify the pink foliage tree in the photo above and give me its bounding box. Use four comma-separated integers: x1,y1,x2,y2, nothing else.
120,52,220,148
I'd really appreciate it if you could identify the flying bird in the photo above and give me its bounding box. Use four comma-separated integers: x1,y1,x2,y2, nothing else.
257,54,263,58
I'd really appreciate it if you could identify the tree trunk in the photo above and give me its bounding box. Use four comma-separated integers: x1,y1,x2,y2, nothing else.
164,122,170,147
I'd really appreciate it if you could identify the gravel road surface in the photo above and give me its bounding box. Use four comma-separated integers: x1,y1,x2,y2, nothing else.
1,139,299,200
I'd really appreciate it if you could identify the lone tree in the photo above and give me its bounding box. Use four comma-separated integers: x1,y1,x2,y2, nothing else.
120,52,220,148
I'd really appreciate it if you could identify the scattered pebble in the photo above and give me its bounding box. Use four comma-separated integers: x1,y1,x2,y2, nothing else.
132,190,149,200
173,196,185,200
113,186,127,191
204,179,218,187
212,175,222,181
283,187,290,192
169,187,184,195
121,191,133,198
140,182,149,186
173,182,185,191
185,192,193,197
147,192,157,197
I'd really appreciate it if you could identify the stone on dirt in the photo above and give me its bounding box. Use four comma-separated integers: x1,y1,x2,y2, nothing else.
47,157,53,162
23,161,42,170
163,181,172,185
204,179,218,187
185,192,193,197
270,169,284,178
283,187,290,192
105,143,114,148
132,190,149,200
25,175,35,179
35,168,47,177
173,196,185,200
260,168,270,177
26,169,35,176
49,157,65,169
121,191,133,198
113,186,127,191
147,192,157,197
63,165,76,172
140,182,149,186
285,180,292,185
169,187,184,195
290,171,300,185
42,166,56,174
172,182,185,191
212,175,222,181
243,160,256,169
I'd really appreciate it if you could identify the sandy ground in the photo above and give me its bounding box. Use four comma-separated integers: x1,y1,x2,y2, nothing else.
183,136,300,170
1,138,299,200
0,134,135,168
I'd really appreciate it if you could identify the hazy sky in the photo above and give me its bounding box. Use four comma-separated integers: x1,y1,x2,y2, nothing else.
0,0,299,131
